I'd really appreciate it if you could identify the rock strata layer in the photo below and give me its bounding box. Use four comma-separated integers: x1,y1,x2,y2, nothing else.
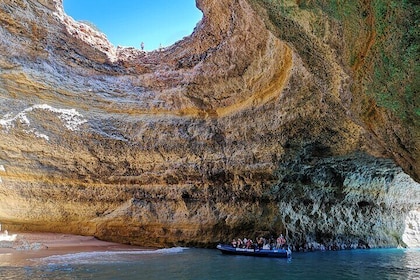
0,0,419,249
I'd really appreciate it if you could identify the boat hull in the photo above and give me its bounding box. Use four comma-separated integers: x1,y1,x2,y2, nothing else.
216,244,291,258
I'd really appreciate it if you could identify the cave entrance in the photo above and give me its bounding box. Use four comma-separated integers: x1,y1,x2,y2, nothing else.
63,0,202,51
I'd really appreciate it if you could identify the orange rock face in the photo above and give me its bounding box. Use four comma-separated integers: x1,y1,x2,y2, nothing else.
0,0,418,248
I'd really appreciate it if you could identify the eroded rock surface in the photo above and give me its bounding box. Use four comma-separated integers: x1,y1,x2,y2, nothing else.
0,0,419,248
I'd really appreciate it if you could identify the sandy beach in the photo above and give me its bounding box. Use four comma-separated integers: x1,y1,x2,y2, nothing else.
0,232,147,267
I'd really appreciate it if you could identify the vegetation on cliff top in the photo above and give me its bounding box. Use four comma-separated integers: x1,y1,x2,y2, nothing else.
251,0,419,127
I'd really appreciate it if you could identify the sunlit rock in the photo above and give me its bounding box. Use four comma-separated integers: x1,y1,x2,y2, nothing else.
0,0,418,249
403,210,420,248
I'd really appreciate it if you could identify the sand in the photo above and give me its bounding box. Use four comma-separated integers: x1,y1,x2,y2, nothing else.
0,231,147,266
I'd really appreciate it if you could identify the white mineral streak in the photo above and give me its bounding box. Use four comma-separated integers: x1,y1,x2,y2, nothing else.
0,104,87,139
0,165,3,184
403,210,420,248
30,129,50,141
0,111,29,129
40,104,87,131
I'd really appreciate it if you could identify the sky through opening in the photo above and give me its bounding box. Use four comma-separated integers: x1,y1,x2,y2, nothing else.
63,0,202,51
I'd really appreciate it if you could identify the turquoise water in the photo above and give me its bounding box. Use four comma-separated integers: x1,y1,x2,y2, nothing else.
1,247,419,279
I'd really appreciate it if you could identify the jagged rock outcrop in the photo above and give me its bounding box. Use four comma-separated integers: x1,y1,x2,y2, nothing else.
0,0,418,249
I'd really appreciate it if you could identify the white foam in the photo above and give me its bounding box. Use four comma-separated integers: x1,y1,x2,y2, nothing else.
0,233,17,241
36,247,187,265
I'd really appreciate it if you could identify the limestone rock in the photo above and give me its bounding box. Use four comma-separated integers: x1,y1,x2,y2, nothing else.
0,0,418,249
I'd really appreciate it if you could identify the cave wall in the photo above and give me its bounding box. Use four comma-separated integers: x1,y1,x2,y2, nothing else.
0,0,418,248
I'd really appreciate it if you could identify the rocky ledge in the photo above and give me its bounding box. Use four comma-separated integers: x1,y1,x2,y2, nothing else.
0,0,418,249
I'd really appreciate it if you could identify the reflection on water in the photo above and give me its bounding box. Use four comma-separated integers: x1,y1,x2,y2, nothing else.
35,247,186,265
0,248,419,280
403,249,420,279
0,252,33,267
0,253,12,266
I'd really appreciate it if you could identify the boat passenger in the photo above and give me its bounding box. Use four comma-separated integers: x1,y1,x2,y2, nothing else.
246,239,252,249
231,239,237,248
276,234,286,249
237,238,243,248
257,237,264,249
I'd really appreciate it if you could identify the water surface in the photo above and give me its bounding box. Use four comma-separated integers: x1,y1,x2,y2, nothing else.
1,247,419,279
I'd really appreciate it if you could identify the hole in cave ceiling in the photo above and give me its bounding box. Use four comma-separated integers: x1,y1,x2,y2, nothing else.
63,0,202,51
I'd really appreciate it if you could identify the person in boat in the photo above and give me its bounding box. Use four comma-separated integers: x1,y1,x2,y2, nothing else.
276,234,286,249
237,238,243,248
245,238,253,249
257,237,264,249
231,239,237,248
